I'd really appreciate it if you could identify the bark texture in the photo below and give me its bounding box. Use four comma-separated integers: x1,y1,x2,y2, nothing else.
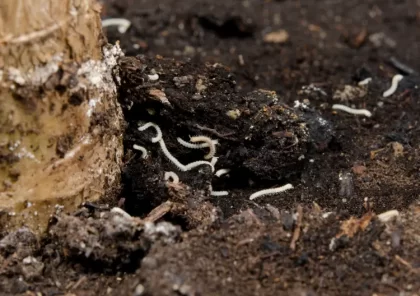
0,0,123,234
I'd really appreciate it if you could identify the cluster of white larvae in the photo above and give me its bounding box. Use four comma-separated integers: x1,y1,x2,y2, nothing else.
133,122,294,200
332,74,404,118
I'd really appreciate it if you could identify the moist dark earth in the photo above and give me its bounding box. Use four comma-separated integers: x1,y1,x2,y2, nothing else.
1,0,420,295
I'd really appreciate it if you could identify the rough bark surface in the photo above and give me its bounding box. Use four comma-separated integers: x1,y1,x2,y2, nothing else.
0,0,123,234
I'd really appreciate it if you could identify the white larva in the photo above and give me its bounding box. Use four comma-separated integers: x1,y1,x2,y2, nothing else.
249,184,294,200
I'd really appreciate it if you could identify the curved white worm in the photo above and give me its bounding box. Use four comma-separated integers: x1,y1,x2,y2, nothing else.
383,74,403,97
190,136,216,159
215,169,230,177
158,137,214,172
138,122,162,143
164,171,179,184
177,137,218,149
184,160,214,172
101,18,131,34
249,184,294,201
158,138,186,171
133,144,148,159
377,210,399,223
332,104,372,117
358,77,372,86
210,157,219,166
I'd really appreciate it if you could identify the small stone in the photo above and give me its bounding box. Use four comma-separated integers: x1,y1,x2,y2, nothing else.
173,75,193,87
352,165,366,175
134,284,145,296
226,109,241,120
20,257,44,280
391,142,404,157
0,227,38,259
338,172,354,197
195,78,207,93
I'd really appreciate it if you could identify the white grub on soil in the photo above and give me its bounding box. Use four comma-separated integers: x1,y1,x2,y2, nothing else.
138,122,163,143
215,169,230,177
249,184,294,200
332,104,372,117
138,122,215,172
133,144,148,159
210,157,219,167
358,77,372,86
210,190,229,196
158,137,187,171
147,73,159,81
184,160,214,172
209,185,229,196
377,210,399,223
101,18,131,34
383,74,404,97
177,137,219,149
160,135,214,172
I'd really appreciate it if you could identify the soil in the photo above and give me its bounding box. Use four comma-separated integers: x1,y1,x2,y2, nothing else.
1,0,420,295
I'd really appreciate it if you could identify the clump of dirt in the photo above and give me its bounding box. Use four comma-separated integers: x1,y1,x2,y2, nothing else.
0,227,38,259
47,209,181,272
116,204,420,296
119,55,336,220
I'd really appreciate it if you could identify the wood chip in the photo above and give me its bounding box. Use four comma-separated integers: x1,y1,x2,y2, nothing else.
148,88,171,106
144,201,173,223
337,212,374,238
290,205,303,250
352,28,367,48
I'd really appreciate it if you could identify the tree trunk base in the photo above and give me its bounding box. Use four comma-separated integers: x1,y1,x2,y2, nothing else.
0,44,124,234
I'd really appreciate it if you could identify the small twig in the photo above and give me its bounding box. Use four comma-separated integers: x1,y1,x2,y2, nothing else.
69,276,87,290
290,205,303,250
194,124,236,140
245,208,262,226
135,82,160,89
260,251,281,260
382,282,401,292
144,201,173,223
82,202,108,211
395,255,419,274
282,136,299,150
